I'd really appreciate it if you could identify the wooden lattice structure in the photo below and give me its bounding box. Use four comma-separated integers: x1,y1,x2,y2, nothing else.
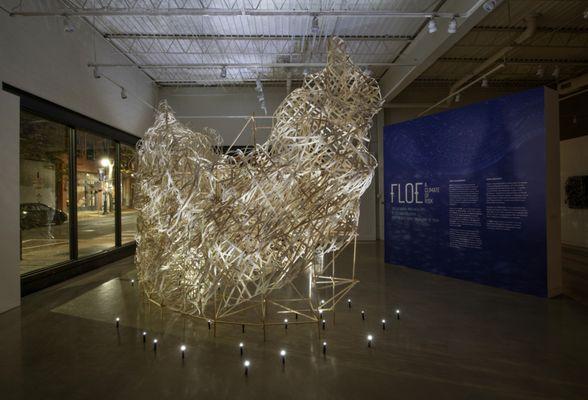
135,37,383,334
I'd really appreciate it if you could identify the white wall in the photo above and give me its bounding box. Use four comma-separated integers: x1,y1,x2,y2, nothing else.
160,85,377,240
0,4,156,137
0,5,156,312
561,135,588,248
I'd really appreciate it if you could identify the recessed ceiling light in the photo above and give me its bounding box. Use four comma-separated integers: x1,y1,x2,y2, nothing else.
63,16,75,32
483,0,497,12
448,17,457,34
427,18,438,33
311,15,320,35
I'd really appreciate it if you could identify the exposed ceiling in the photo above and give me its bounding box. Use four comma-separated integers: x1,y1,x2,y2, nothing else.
411,0,588,91
4,0,489,88
5,0,588,101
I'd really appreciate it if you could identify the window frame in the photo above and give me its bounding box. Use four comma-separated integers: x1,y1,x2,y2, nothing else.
4,83,140,295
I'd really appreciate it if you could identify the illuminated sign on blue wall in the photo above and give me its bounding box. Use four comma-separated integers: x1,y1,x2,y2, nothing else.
384,87,548,296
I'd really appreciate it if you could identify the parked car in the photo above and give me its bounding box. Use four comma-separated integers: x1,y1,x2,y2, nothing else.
20,203,68,229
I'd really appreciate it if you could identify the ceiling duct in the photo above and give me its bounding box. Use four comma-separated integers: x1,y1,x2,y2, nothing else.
448,15,538,98
558,72,588,97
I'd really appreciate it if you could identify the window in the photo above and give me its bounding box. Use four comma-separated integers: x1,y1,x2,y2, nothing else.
19,111,70,274
7,83,140,292
76,130,117,257
17,109,139,275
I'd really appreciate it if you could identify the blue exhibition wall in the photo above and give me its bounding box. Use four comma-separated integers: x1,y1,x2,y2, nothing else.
384,87,548,296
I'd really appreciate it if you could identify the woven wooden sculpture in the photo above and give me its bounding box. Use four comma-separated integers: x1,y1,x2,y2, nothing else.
136,37,382,330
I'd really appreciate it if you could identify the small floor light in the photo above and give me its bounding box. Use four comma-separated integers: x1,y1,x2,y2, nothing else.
208,320,212,330
396,309,401,320
131,279,135,286
142,331,147,343
181,345,186,359
115,317,120,328
367,334,373,348
284,318,288,330
347,298,352,308
280,349,286,365
319,309,323,319
239,342,244,356
153,339,158,352
322,319,326,330
244,360,250,376
361,310,365,320
322,341,327,355
320,299,325,306
382,319,386,330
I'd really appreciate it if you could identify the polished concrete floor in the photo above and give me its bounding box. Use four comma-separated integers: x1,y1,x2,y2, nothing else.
1,241,588,400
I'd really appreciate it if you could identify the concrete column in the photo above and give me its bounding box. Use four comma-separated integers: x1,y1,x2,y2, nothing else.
0,89,21,313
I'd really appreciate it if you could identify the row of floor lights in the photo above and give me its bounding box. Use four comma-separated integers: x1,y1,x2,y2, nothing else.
113,325,398,377
116,289,402,376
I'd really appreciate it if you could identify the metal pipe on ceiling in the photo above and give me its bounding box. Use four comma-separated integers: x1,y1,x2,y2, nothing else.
10,8,463,18
87,62,416,69
448,15,538,97
103,34,414,41
439,58,588,66
419,63,506,116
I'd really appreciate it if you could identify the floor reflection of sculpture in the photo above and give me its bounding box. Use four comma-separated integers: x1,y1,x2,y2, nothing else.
135,37,382,335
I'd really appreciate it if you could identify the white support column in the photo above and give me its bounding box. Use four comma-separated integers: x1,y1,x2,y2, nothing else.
0,89,21,313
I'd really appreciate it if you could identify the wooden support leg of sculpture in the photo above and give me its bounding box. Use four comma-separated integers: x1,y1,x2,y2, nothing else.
262,296,267,342
332,253,336,326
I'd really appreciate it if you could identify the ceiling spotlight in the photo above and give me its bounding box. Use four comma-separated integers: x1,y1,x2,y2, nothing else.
483,0,497,12
481,78,488,88
427,18,438,34
311,15,320,35
120,87,127,99
552,65,560,79
536,65,544,78
454,93,461,103
93,66,101,79
63,16,75,33
448,17,457,34
220,65,227,79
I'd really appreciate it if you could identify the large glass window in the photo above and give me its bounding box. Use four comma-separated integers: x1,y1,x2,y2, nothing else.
17,103,138,278
76,130,116,257
19,111,70,274
121,143,138,244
